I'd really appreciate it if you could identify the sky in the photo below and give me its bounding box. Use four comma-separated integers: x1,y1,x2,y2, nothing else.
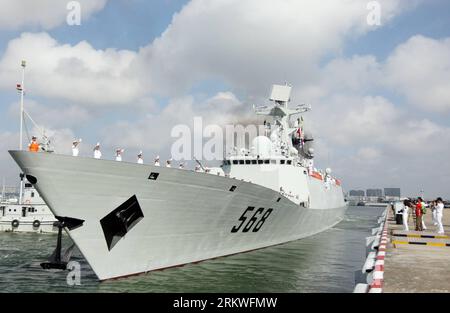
0,0,449,199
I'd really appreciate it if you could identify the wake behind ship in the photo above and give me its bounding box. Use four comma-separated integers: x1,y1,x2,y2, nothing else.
9,85,347,281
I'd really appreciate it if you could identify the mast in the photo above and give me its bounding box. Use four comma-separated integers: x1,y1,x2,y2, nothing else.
18,60,26,204
253,84,311,158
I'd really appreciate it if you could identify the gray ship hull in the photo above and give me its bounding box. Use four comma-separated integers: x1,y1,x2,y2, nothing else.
10,151,347,281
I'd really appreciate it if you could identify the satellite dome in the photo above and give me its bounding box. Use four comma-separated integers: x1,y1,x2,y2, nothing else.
252,136,272,158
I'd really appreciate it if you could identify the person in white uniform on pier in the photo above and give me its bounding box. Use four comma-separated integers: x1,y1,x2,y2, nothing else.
137,151,144,164
402,199,411,231
115,149,124,162
435,198,445,234
154,155,160,166
166,159,172,168
72,139,81,156
93,143,102,159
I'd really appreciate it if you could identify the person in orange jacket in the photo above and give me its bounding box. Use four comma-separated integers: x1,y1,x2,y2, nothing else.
28,136,40,152
415,198,424,231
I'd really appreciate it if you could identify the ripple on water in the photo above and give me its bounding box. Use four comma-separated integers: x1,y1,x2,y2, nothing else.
0,206,384,292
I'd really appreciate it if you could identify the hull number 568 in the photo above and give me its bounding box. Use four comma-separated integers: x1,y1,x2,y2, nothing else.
231,207,273,233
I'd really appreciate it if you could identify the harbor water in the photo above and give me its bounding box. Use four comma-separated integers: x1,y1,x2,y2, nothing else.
0,206,384,293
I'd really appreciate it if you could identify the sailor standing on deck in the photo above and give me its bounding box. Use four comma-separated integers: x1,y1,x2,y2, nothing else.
137,151,144,164
28,136,40,152
93,143,102,159
115,149,124,162
154,156,160,166
166,159,172,168
72,139,82,156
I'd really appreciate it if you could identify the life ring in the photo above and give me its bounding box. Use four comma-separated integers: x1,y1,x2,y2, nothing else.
11,219,20,228
33,220,41,228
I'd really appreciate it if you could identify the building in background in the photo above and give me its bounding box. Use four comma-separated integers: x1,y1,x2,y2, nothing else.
384,188,401,201
366,189,383,202
349,190,365,197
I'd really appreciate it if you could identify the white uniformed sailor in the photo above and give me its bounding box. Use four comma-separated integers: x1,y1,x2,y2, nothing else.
178,162,185,169
307,158,314,175
154,155,160,167
166,159,172,168
72,138,81,156
194,164,201,172
115,149,124,162
421,200,427,230
402,201,410,231
93,143,102,159
137,151,144,164
435,198,445,234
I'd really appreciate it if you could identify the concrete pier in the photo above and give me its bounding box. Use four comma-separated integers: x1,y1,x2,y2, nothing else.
383,208,450,293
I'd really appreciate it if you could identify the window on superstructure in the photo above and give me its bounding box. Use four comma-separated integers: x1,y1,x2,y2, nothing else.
271,160,276,164
264,160,270,164
31,192,35,197
280,160,285,165
245,160,251,165
251,160,257,165
258,160,263,165
239,160,244,165
287,160,292,165
233,160,238,165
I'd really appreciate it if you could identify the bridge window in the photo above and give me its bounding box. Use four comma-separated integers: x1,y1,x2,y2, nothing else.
264,160,270,164
280,160,285,165
258,160,263,164
251,160,257,165
245,160,251,165
233,160,238,165
287,160,292,165
271,160,277,164
239,160,244,165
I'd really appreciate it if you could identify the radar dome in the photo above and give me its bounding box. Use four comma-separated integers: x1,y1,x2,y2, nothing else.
252,136,273,158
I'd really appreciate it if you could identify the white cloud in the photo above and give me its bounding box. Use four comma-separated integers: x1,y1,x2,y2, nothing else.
133,0,407,97
0,32,142,106
101,91,248,153
385,35,450,112
0,0,108,30
0,0,412,107
8,99,91,129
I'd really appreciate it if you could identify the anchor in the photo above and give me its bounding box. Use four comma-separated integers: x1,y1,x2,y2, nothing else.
40,216,84,270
